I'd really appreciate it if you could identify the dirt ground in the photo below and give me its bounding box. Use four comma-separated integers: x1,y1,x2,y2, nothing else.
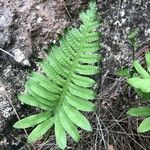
0,0,150,150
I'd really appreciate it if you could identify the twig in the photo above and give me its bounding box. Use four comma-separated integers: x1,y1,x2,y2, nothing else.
0,48,15,59
106,109,146,150
62,0,72,20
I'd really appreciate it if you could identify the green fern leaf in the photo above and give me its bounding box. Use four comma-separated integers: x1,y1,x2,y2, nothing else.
28,117,54,142
55,114,67,149
133,61,150,79
13,112,51,128
14,2,101,149
145,52,150,73
18,94,52,110
71,74,96,88
63,103,92,131
127,107,150,117
135,89,150,101
65,92,96,111
138,117,150,133
127,52,150,133
128,77,150,93
31,72,62,93
58,107,80,142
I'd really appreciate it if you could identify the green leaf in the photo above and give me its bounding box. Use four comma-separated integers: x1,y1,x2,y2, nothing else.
60,38,76,60
116,68,131,78
128,28,139,40
52,48,72,69
133,61,150,79
134,89,150,101
63,103,92,131
128,77,150,93
127,107,150,117
138,117,150,133
31,72,62,93
75,64,99,75
13,112,51,129
28,117,54,142
81,43,100,53
28,91,57,107
18,94,51,110
66,92,96,111
68,82,96,100
72,74,96,88
79,53,101,64
145,52,150,73
79,1,97,24
54,114,66,149
58,107,80,142
26,79,60,101
82,32,100,43
40,60,65,86
47,55,69,78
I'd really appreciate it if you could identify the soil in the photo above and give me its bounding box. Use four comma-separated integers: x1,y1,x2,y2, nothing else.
0,0,150,150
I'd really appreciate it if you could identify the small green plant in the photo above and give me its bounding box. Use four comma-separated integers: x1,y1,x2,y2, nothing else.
128,28,139,50
116,28,139,78
13,2,101,149
127,52,150,133
116,67,131,78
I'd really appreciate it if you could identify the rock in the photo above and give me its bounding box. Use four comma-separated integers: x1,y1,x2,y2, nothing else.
0,81,13,133
12,49,30,66
99,0,150,73
0,0,69,64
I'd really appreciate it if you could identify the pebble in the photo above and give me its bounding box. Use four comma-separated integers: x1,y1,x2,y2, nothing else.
120,9,125,17
12,49,30,66
145,28,150,36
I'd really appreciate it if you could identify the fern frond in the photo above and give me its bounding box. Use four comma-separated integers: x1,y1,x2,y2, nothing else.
14,2,101,149
127,52,150,133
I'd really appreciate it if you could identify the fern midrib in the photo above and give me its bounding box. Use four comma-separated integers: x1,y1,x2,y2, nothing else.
54,38,83,115
54,23,95,116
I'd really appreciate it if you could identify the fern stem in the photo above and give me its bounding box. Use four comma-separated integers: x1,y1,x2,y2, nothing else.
54,32,84,114
54,52,79,114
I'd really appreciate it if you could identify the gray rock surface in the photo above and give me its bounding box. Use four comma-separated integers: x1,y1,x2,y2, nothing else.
98,0,150,73
0,0,69,65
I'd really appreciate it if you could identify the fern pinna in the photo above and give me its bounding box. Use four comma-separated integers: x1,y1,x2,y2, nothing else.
13,2,101,149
